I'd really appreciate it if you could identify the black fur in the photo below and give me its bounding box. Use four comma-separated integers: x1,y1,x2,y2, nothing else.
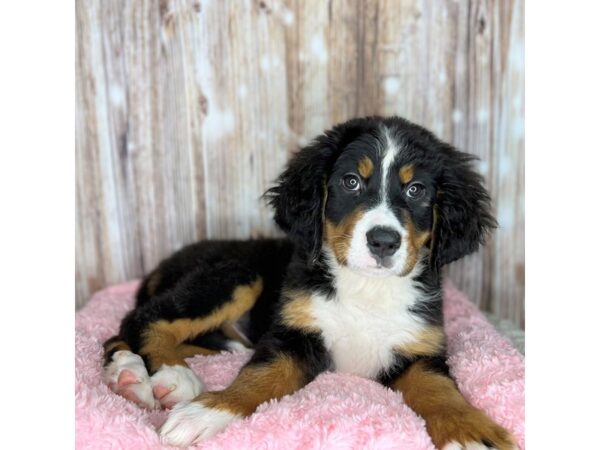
432,145,497,266
117,239,293,362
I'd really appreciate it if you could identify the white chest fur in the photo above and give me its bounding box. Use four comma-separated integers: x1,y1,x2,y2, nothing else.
310,266,427,379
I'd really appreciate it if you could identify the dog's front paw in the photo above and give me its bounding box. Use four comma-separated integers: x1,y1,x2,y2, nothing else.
431,409,518,450
150,364,204,409
159,400,240,446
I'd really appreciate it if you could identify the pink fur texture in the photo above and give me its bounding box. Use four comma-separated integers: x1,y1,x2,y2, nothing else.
75,280,524,449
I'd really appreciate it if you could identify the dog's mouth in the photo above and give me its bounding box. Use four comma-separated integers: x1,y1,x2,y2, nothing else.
372,254,394,270
346,255,400,278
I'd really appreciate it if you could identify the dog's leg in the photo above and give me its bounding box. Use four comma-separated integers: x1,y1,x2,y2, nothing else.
160,330,328,446
104,264,263,409
139,276,262,409
389,357,517,450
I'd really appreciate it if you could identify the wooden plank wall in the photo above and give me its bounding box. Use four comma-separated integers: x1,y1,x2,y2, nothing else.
76,0,524,328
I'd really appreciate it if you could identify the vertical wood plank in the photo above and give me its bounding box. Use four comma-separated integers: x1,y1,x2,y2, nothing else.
284,0,331,141
447,0,496,314
194,0,291,238
76,0,143,306
491,0,524,327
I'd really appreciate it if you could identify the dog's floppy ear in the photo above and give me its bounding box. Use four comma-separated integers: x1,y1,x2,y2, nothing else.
431,147,497,267
264,137,337,263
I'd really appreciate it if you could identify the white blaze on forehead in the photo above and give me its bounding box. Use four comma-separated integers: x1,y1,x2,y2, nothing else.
379,127,401,204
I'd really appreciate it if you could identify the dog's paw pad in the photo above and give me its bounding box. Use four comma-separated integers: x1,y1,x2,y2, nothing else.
160,401,239,446
152,384,175,400
117,369,140,387
103,350,158,409
151,365,204,409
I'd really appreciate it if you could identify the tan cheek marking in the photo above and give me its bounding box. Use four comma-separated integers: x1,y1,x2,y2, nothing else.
280,291,319,332
400,211,431,276
197,354,305,416
399,164,415,184
324,209,365,264
393,326,445,357
358,156,374,178
140,278,263,372
393,361,517,449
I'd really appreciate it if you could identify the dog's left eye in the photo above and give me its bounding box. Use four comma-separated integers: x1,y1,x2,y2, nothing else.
406,182,426,199
342,174,362,192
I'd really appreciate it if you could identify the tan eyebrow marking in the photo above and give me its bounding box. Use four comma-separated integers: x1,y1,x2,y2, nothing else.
399,164,415,184
358,156,374,178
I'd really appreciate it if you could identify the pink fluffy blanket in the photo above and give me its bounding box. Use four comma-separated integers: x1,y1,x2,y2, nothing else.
75,280,524,449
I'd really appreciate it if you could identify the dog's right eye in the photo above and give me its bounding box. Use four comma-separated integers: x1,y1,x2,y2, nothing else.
341,174,362,192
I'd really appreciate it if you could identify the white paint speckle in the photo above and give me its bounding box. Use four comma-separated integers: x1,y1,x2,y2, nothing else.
281,9,294,25
109,85,125,107
260,56,271,72
512,120,525,139
499,156,511,178
310,35,328,63
509,42,525,71
297,135,310,147
512,95,523,111
498,206,515,229
238,84,248,99
194,47,236,141
452,109,463,124
478,160,489,174
383,78,401,95
204,109,235,137
476,108,489,123
438,72,447,83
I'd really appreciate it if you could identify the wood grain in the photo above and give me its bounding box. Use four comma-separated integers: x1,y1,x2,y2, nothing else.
76,0,524,328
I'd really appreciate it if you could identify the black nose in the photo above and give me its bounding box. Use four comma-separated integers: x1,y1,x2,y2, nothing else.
366,227,401,259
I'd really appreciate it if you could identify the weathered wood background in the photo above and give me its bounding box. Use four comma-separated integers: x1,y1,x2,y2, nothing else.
76,0,524,328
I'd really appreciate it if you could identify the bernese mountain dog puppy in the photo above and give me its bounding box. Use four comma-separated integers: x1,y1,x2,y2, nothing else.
102,116,516,449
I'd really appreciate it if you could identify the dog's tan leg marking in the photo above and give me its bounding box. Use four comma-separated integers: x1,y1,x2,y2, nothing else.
392,361,517,450
176,344,219,359
134,277,263,409
197,353,306,416
160,353,308,445
139,277,263,372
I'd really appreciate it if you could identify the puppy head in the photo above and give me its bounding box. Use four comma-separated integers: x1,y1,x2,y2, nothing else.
266,116,496,275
